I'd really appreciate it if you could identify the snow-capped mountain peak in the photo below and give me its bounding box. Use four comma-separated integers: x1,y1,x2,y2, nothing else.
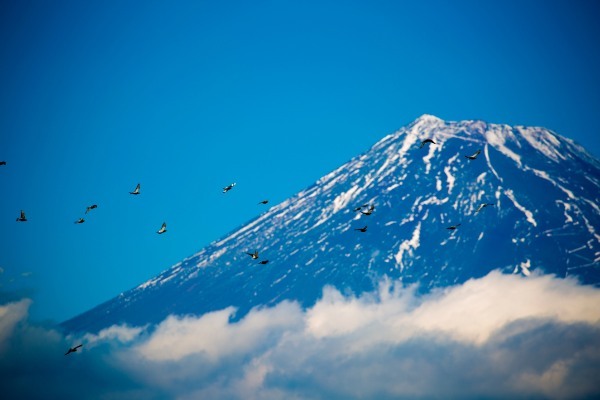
63,116,600,333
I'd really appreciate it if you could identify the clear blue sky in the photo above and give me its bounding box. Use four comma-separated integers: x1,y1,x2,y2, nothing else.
1,0,599,323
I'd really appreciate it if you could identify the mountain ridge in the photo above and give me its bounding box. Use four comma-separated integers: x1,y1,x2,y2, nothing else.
62,115,600,333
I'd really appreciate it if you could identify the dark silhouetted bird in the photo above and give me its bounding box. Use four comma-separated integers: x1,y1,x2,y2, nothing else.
246,250,259,259
446,223,461,230
129,183,140,195
353,204,369,211
65,344,82,355
16,210,27,222
0,161,6,166
157,222,167,234
85,205,98,214
361,205,375,215
258,200,269,205
259,260,269,265
420,139,436,148
355,226,368,232
223,183,236,193
465,150,481,160
475,203,495,213
74,218,85,224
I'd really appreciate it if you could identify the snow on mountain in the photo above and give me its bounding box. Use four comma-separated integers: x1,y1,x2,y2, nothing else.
62,115,600,333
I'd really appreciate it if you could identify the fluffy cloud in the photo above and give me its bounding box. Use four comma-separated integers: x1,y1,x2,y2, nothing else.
1,271,600,399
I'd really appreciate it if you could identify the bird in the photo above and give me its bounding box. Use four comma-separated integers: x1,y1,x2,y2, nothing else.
420,139,436,148
475,203,495,213
446,223,461,230
74,218,85,224
361,205,375,215
64,344,82,355
258,200,269,205
355,226,368,232
465,150,481,160
85,205,98,214
258,260,269,265
222,183,236,193
246,250,259,259
0,161,6,166
16,210,27,222
353,204,369,211
157,222,167,234
129,183,141,195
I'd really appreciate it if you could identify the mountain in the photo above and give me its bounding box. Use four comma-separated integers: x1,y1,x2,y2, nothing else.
62,115,600,333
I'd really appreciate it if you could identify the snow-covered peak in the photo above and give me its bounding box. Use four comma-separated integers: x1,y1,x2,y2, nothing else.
415,114,444,123
62,116,600,334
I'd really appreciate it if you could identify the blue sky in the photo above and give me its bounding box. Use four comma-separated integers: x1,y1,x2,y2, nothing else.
1,0,600,323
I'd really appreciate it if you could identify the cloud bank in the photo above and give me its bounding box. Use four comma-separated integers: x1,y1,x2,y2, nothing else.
1,271,600,399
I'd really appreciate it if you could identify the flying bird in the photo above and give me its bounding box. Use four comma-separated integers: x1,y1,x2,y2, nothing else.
74,218,85,224
420,139,436,148
353,204,369,211
465,150,481,160
85,204,98,214
222,183,236,193
157,222,167,234
16,210,27,222
475,203,495,213
246,250,259,259
129,183,141,195
0,161,6,166
361,205,375,215
355,226,368,232
258,260,269,265
446,223,461,230
258,200,269,205
65,344,82,356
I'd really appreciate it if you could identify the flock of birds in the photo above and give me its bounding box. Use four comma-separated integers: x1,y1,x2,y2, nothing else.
351,139,491,234
2,137,492,356
1,160,271,354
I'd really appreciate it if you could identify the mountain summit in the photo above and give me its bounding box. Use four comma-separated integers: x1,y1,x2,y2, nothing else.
63,115,600,333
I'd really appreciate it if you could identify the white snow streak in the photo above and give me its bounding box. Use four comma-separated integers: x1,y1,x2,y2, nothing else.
556,201,574,224
527,167,575,200
444,166,455,195
504,189,537,227
422,141,438,174
484,125,522,166
394,222,421,272
332,186,360,213
484,144,502,183
517,127,564,162
476,172,487,184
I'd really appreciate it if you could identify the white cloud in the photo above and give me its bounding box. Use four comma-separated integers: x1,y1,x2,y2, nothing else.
0,299,31,345
2,271,600,399
82,323,146,347
135,302,302,362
